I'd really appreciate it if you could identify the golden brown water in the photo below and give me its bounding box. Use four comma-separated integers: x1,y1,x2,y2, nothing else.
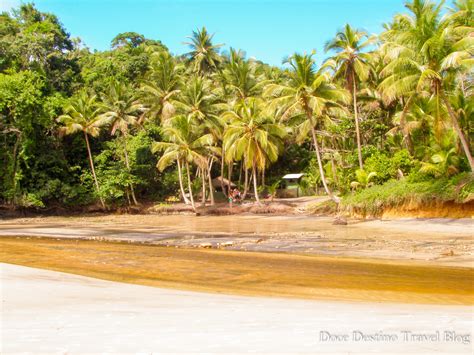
1,236,472,305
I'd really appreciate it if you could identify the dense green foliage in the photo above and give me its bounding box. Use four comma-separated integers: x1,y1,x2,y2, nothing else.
0,1,472,211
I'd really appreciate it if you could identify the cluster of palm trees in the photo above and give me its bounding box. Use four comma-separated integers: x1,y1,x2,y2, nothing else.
58,0,473,209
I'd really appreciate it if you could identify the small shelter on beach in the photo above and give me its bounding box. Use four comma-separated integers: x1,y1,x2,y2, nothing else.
279,173,304,198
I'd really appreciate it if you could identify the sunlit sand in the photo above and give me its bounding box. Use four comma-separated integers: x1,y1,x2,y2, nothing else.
2,263,472,354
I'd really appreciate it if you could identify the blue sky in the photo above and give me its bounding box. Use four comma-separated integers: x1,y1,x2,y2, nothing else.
2,1,411,66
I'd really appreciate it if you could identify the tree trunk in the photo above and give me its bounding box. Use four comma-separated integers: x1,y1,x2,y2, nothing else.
220,147,226,194
125,188,131,206
207,158,215,205
400,95,415,155
227,161,233,191
261,168,265,188
185,161,196,211
442,93,474,172
84,132,105,209
238,161,243,187
10,131,21,205
242,163,249,200
352,71,364,170
252,162,261,205
177,159,191,204
310,125,339,203
122,136,138,205
201,167,206,206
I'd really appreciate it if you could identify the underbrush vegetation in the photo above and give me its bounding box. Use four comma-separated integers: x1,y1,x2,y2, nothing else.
341,173,474,216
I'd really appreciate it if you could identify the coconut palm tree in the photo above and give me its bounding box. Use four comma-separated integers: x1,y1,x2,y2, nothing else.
57,91,105,209
379,0,474,171
175,75,222,205
265,52,349,203
223,98,286,204
99,81,145,205
185,27,223,75
141,51,183,123
222,48,267,100
152,115,213,211
324,24,374,169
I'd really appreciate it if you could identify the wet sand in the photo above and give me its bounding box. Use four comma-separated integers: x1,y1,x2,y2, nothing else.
2,263,472,354
0,214,472,266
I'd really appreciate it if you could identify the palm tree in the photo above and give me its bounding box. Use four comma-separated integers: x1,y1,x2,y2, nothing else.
379,0,474,171
222,48,266,100
265,52,349,203
175,75,222,205
57,91,105,209
185,27,223,75
325,24,374,170
141,51,183,123
99,81,145,205
152,115,213,211
449,0,473,27
223,98,286,204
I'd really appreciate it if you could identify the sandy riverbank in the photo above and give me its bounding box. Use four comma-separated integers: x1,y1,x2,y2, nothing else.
2,263,472,354
1,214,472,266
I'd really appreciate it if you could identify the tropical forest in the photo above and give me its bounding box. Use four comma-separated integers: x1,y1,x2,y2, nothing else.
1,0,473,217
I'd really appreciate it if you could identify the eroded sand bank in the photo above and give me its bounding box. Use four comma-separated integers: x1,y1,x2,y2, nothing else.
0,214,472,266
2,263,472,354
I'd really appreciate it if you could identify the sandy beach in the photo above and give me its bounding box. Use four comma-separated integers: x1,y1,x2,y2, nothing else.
2,263,472,354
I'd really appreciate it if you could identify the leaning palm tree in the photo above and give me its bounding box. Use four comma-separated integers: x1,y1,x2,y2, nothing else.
265,52,349,203
379,0,474,171
141,51,183,123
223,98,286,204
184,27,223,75
152,115,213,211
99,81,145,205
57,91,105,209
324,24,374,169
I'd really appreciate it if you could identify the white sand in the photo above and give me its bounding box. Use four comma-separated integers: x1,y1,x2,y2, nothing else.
1,263,472,354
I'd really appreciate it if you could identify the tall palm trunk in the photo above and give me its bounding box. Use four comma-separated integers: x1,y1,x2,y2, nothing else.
185,161,196,211
84,132,105,209
242,161,249,200
122,135,138,205
201,167,206,206
207,158,215,205
177,159,191,204
238,161,243,187
352,71,364,170
400,95,415,155
252,161,260,205
220,147,226,194
441,92,474,172
227,161,233,191
310,125,339,203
